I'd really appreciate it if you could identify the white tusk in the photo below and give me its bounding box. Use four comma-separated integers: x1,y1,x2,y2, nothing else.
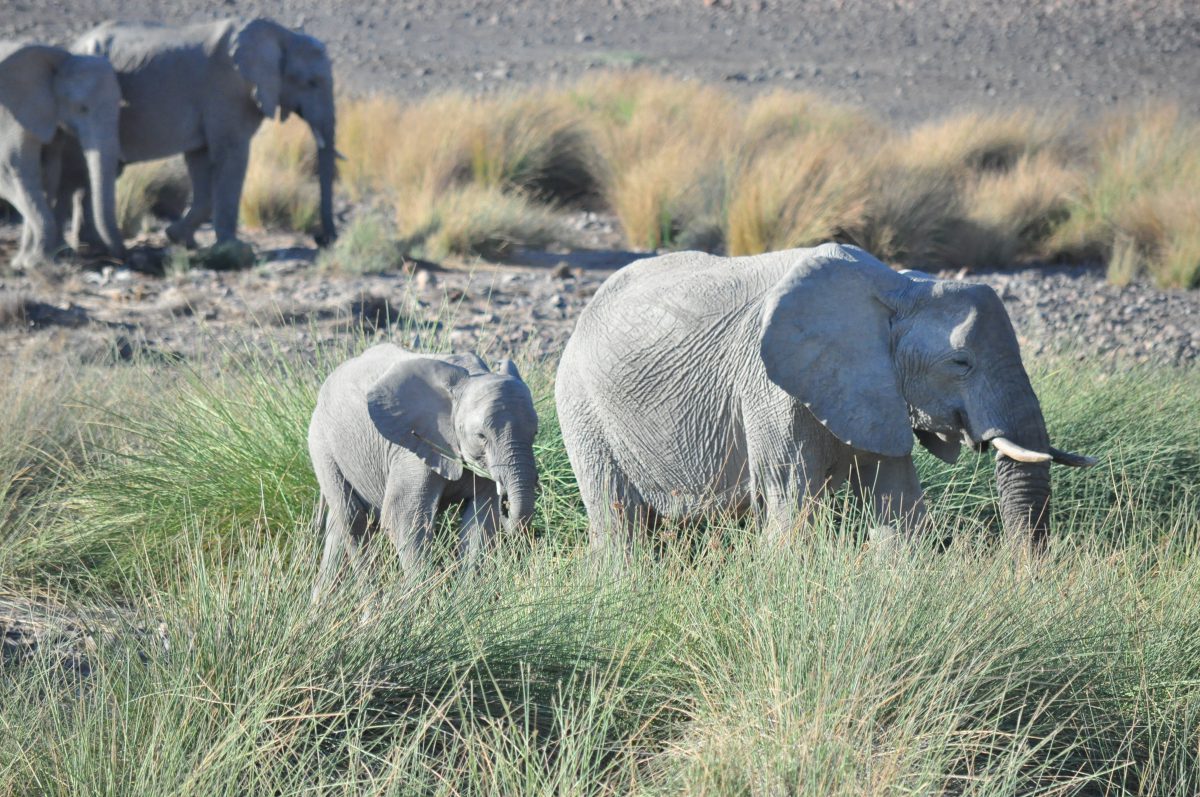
1049,447,1099,467
313,130,327,150
335,149,348,161
991,437,1053,463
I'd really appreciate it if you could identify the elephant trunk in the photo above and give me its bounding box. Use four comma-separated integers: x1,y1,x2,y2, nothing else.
983,388,1053,547
314,127,337,247
995,456,1052,548
83,144,124,258
492,446,538,533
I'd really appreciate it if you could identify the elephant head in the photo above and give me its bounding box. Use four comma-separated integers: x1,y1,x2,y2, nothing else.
366,357,540,533
0,44,124,257
229,19,337,246
760,243,1094,546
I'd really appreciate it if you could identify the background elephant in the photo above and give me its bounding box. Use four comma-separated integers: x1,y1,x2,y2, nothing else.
66,17,337,249
0,42,124,269
309,345,539,598
556,242,1095,550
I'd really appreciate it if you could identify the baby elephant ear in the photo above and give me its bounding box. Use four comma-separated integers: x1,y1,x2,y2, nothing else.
367,358,470,480
496,359,523,381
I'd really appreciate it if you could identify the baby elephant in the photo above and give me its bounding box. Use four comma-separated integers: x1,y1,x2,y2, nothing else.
309,344,539,597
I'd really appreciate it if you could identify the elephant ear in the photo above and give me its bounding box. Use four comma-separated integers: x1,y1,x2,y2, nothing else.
367,358,471,480
441,353,490,376
0,44,70,143
230,19,285,119
914,429,961,464
496,359,523,381
759,243,914,458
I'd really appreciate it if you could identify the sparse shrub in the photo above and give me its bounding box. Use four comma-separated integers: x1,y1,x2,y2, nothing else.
408,185,567,260
316,211,404,275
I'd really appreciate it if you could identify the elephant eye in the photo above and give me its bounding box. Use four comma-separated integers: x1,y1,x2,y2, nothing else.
308,77,321,89
947,353,974,376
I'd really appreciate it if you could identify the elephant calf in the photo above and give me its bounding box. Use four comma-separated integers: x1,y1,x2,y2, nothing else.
0,42,124,269
309,345,539,598
556,243,1096,550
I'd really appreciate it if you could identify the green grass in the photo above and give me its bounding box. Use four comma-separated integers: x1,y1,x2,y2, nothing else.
2,330,1199,794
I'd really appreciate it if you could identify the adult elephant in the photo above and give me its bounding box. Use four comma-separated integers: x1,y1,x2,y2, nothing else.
556,243,1095,551
0,42,124,268
69,17,337,248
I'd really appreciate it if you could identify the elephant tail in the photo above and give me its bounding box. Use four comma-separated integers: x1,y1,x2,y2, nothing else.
312,494,327,537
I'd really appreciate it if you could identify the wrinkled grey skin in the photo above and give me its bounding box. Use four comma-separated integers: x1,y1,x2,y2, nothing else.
556,243,1093,551
0,42,124,269
65,17,337,249
309,345,539,598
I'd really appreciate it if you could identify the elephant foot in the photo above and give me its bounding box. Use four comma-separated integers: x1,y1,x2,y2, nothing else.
165,221,198,249
313,230,337,249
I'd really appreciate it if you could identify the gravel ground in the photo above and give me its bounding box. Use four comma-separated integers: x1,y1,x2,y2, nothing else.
5,0,1198,124
1,217,1196,369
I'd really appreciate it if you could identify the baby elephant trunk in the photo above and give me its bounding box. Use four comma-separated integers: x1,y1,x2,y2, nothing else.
493,447,538,532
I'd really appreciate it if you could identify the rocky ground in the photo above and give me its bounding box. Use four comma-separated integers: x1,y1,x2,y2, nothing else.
1,214,1197,371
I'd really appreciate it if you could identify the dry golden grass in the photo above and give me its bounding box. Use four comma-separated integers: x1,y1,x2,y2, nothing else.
1048,105,1200,287
569,72,737,249
725,136,868,255
99,73,1199,286
115,158,190,237
896,110,1073,175
240,117,320,234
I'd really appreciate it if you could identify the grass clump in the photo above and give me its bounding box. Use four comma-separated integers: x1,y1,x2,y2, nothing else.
1049,104,1200,287
315,211,404,275
399,185,567,260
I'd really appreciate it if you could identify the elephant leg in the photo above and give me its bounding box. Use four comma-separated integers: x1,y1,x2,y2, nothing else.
579,458,650,556
11,141,61,267
849,455,928,547
744,410,833,544
380,466,442,582
310,444,372,603
458,487,500,570
209,138,250,245
167,149,213,248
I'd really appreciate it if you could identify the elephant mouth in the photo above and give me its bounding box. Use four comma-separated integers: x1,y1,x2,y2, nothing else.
952,411,1096,466
496,481,511,520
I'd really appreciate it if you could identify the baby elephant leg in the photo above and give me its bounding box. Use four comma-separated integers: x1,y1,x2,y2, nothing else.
380,466,443,583
311,487,372,603
458,486,500,570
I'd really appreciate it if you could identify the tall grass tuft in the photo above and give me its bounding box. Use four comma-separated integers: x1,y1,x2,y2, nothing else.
1048,104,1200,287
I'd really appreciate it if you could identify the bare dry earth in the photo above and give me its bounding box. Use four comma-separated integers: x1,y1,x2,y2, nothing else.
0,0,1198,369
